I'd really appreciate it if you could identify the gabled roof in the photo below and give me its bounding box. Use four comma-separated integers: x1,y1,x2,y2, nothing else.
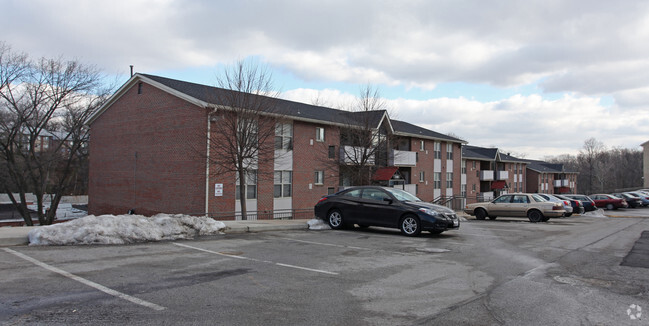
391,120,465,143
88,74,460,142
462,145,528,163
525,160,577,174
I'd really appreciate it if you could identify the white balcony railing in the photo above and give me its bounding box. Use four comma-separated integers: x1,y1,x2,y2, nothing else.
554,179,569,187
496,170,509,180
389,149,417,166
340,146,375,165
480,170,494,181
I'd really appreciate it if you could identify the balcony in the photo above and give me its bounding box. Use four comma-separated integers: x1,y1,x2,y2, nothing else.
389,149,416,166
554,179,569,187
496,170,509,180
340,146,375,165
480,170,494,181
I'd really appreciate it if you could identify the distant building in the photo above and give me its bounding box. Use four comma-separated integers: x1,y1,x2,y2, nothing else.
525,160,578,194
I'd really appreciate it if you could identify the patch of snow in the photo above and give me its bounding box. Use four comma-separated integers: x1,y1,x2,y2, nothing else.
582,209,607,218
28,214,226,246
307,218,330,230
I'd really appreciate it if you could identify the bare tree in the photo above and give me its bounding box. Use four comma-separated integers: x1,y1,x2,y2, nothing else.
206,60,280,220
338,84,392,186
579,137,606,194
0,42,109,225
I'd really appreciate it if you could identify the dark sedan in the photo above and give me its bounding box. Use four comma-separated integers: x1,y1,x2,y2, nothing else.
563,194,597,212
314,186,459,236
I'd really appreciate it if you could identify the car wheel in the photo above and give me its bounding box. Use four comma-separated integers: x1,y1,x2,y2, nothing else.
541,215,550,222
400,215,421,236
489,216,497,220
327,209,345,230
564,212,572,217
606,204,614,210
527,210,543,223
475,208,487,220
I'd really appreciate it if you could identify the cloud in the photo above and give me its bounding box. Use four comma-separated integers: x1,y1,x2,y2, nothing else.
282,89,647,159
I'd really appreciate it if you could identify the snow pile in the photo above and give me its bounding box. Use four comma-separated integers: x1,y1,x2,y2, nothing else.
28,214,226,246
307,218,330,230
582,209,607,218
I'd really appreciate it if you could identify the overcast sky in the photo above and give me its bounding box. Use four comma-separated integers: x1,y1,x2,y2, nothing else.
4,0,649,159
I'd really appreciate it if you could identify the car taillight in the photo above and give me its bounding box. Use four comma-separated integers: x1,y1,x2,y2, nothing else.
563,201,570,205
316,197,327,204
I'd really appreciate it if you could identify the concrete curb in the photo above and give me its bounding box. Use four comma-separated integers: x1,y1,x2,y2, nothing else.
0,227,33,246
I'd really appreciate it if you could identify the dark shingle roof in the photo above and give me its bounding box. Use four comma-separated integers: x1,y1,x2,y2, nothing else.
525,160,577,173
462,145,498,160
391,120,464,142
132,74,463,143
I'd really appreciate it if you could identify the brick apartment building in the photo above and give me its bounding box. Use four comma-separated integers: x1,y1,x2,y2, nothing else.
461,145,528,203
525,160,578,194
87,74,465,219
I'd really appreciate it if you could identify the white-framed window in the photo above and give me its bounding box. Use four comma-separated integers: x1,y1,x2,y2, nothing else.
236,170,257,200
275,122,293,150
316,127,325,142
314,170,324,185
461,184,467,197
461,160,467,174
274,171,292,198
419,171,425,182
446,143,453,160
434,172,441,189
446,172,453,188
419,140,425,151
434,142,441,159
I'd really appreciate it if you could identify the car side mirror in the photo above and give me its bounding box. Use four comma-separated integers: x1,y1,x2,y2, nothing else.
383,197,393,204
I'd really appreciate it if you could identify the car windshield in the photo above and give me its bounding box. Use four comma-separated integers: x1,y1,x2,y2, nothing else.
384,187,422,202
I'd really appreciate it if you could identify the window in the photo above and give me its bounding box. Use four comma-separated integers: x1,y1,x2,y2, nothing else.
461,184,466,197
236,170,257,200
472,184,476,191
419,171,425,182
137,82,143,94
446,172,453,188
419,140,425,151
461,160,467,174
446,143,453,160
434,172,441,189
361,188,391,201
344,189,362,198
316,127,325,142
275,122,293,150
434,142,441,159
237,118,258,148
274,171,292,198
327,187,335,195
472,161,476,169
328,145,335,159
314,170,324,185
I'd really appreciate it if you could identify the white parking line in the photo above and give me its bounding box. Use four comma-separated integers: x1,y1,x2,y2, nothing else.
173,243,338,276
3,248,165,311
277,237,369,250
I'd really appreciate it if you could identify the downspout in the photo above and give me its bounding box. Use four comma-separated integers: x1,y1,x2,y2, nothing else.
205,107,217,216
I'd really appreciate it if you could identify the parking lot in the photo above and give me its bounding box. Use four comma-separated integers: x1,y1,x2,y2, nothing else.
2,215,649,325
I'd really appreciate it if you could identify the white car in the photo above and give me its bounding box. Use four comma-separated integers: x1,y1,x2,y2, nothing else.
536,194,573,217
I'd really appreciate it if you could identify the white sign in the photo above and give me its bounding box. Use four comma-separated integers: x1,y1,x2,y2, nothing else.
214,183,223,197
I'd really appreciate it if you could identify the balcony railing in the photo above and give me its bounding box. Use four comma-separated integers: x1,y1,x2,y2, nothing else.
340,146,375,165
554,179,569,187
389,149,416,166
496,170,509,180
480,170,494,181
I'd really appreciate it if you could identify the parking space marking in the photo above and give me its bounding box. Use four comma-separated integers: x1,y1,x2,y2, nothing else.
173,243,338,276
2,248,165,311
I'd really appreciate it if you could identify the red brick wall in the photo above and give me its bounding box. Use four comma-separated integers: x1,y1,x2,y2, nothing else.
412,138,433,201
292,121,339,210
88,81,207,216
465,158,481,203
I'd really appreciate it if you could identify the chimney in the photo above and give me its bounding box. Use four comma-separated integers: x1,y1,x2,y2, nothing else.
130,65,134,77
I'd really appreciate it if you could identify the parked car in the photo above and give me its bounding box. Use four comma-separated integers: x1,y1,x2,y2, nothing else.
463,193,565,223
554,194,585,215
626,191,649,206
613,193,642,208
562,194,597,212
589,194,628,210
536,194,574,217
314,186,460,236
